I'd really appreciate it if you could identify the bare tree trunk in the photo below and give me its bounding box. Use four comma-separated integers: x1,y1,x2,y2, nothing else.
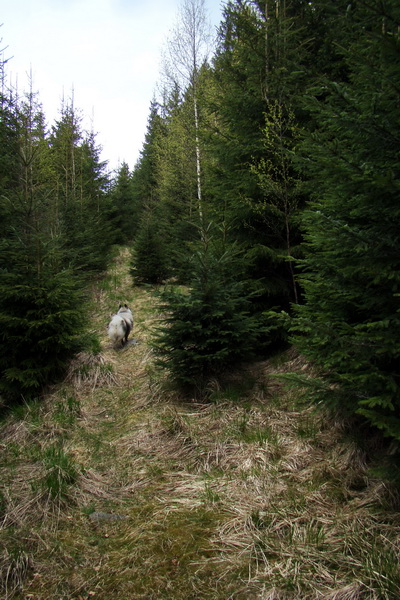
264,0,270,102
162,0,212,226
193,92,203,223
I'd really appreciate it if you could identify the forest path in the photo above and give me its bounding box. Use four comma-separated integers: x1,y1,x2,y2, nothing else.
3,247,400,600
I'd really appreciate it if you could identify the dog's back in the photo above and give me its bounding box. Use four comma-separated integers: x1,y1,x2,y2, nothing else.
117,304,133,330
108,304,134,347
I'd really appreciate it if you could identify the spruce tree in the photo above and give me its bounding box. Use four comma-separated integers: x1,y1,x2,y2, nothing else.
109,162,136,243
0,89,19,236
292,0,400,441
130,208,169,285
49,101,113,274
73,130,114,272
206,0,313,336
0,88,88,404
153,226,263,396
0,249,86,402
129,102,168,281
130,101,165,216
156,88,204,281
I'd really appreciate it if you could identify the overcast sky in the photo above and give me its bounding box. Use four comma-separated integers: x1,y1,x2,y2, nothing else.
1,0,224,173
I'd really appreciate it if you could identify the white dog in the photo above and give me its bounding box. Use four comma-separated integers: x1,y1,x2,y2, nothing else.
108,304,134,348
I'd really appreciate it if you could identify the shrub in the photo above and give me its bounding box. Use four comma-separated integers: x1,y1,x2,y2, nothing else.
153,234,264,396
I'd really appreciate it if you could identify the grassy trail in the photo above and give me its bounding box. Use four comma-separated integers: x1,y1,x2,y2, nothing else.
1,248,400,600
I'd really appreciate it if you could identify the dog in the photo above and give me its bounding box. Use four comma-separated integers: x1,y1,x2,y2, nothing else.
108,304,134,348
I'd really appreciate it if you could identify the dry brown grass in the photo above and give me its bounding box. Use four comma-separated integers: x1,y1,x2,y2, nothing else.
1,247,400,600
65,352,119,390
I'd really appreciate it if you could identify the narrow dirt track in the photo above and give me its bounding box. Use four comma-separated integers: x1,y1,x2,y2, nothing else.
2,247,400,600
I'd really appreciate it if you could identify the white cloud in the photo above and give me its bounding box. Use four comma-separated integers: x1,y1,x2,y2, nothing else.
2,0,223,173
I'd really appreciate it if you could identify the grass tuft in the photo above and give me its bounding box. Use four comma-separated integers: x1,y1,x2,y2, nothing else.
29,443,80,503
0,548,32,600
65,351,118,390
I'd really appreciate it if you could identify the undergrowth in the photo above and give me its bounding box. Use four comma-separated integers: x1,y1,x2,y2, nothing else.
1,247,399,600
